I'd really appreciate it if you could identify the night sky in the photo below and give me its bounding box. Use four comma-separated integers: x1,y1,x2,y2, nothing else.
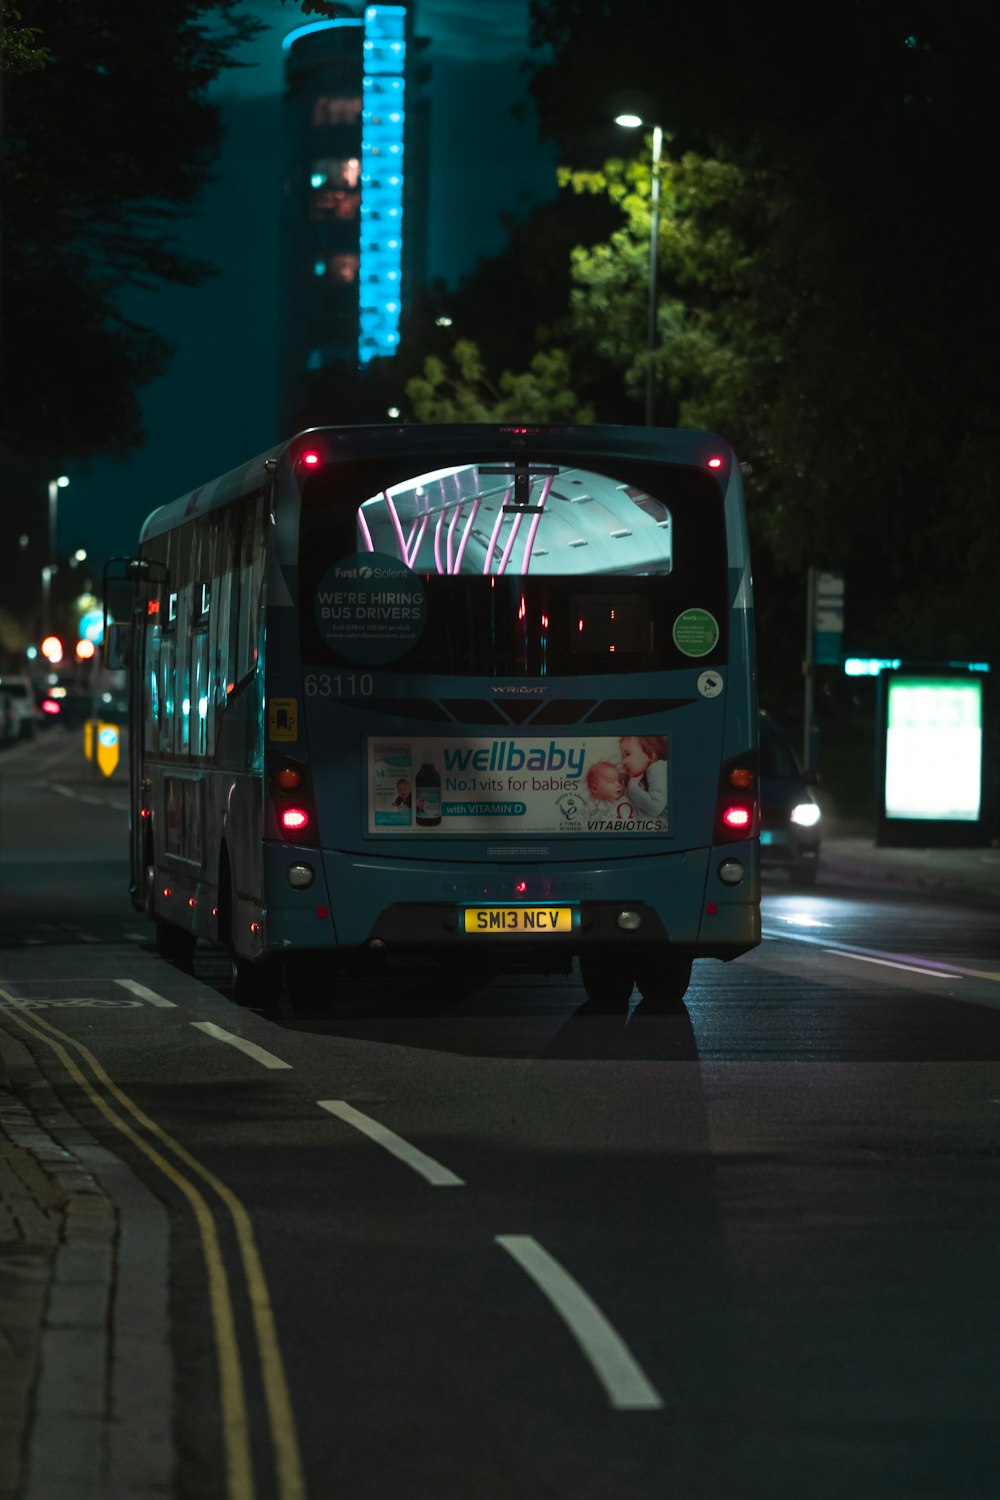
61,0,557,567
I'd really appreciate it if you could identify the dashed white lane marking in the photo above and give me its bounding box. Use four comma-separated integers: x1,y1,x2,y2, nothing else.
496,1235,664,1411
823,949,955,979
190,1021,292,1070
115,979,177,1009
317,1100,464,1187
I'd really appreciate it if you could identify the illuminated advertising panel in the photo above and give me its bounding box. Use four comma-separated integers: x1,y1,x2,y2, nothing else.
884,676,982,822
359,6,406,364
368,735,671,836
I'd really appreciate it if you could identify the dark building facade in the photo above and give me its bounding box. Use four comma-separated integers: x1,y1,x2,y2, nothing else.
280,5,429,432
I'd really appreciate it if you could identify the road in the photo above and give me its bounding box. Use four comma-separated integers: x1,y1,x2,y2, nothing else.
2,729,999,1500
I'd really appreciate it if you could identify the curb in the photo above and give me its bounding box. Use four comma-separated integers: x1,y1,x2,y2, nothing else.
0,1085,115,1500
0,1022,173,1500
817,840,1000,908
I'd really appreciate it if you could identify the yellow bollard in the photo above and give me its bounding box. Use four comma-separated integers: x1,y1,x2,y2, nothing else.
96,723,120,778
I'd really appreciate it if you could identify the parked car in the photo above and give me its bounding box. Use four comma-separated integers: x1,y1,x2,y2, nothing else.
0,675,38,740
0,689,17,744
758,710,822,884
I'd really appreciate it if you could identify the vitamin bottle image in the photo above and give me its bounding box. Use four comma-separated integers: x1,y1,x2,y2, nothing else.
415,761,442,826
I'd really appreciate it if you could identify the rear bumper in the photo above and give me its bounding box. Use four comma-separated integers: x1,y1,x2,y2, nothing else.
264,840,761,961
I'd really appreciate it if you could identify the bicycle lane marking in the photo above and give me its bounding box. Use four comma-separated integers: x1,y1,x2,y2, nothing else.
0,985,306,1500
0,996,145,1010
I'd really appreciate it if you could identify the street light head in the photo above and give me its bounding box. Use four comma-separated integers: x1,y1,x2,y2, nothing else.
614,113,644,129
56,475,70,488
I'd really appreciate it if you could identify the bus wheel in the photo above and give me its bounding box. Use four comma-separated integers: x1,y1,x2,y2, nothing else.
231,951,281,1009
578,953,635,1012
217,854,279,1008
155,919,196,972
285,953,335,1015
634,951,693,1011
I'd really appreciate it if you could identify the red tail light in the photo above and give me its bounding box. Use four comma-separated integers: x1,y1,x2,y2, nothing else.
270,756,317,841
722,805,752,830
716,753,758,842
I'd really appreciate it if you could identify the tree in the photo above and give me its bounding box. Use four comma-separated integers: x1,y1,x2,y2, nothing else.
1,0,265,459
406,338,593,424
523,1,1000,663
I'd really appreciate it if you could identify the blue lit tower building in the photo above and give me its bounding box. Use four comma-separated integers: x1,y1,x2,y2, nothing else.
280,5,429,429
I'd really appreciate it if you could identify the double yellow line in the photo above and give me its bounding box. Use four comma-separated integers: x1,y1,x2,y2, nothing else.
0,987,305,1500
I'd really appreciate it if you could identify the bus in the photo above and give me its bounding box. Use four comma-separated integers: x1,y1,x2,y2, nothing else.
112,424,760,1011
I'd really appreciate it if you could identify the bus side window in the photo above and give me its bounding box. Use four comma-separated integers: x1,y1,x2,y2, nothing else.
211,511,234,712
160,633,176,754
144,622,161,749
235,496,263,683
192,630,209,757
225,506,245,693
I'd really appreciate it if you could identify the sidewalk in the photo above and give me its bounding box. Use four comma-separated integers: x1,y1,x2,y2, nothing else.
0,1045,117,1500
0,1019,172,1500
816,829,1000,907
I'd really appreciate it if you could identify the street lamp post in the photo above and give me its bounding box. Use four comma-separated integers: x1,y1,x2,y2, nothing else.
42,475,70,634
615,114,663,426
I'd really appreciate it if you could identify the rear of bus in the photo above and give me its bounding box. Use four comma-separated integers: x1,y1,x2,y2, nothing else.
266,424,759,1006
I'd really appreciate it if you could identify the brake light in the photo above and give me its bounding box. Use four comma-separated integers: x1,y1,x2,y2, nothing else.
301,450,321,468
271,757,316,840
41,698,61,716
707,456,724,469
716,751,758,842
722,805,752,830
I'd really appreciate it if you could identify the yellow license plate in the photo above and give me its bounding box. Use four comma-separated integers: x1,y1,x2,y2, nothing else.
463,906,574,935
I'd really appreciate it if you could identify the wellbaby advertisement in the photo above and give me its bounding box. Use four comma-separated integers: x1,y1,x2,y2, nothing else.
367,734,669,835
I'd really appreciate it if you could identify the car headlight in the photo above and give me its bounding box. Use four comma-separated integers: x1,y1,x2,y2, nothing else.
790,802,821,828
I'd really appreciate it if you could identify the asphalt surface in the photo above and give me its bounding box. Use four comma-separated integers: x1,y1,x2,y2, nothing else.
1,729,1000,1500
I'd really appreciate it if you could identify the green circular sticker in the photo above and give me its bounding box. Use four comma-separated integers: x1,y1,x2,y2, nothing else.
672,608,719,657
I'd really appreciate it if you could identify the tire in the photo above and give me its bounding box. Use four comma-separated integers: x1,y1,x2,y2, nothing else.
155,917,196,971
634,951,693,1012
144,835,196,970
578,952,635,1012
231,950,282,1009
285,952,336,1016
220,857,282,1009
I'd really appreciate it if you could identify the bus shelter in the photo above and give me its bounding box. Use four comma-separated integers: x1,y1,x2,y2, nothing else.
875,664,992,847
